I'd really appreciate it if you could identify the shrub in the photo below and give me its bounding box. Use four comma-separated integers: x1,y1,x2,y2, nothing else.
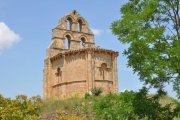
0,95,42,120
84,92,91,99
91,87,102,96
93,88,180,120
93,92,138,120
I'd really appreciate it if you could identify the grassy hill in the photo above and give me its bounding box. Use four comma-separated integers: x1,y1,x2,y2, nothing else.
39,93,180,120
0,92,179,120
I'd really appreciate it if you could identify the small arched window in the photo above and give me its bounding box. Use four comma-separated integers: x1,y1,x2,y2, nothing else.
55,67,61,76
80,37,86,48
57,67,60,73
77,19,83,32
65,35,71,49
66,17,72,30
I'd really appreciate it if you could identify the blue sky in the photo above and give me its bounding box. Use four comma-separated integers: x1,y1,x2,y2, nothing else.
0,0,176,98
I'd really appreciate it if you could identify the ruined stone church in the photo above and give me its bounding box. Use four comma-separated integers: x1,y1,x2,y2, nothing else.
44,10,119,99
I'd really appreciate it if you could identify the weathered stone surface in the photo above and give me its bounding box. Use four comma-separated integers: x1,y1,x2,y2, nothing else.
44,10,119,99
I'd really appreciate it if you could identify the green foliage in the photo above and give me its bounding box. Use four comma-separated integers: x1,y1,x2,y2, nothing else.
91,87,103,96
93,92,138,120
0,94,42,120
111,0,180,99
0,93,179,120
111,0,180,118
133,87,179,120
84,92,91,99
93,89,180,120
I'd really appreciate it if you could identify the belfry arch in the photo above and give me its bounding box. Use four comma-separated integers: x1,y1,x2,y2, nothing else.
50,10,95,50
66,18,72,30
77,19,83,32
65,35,71,49
65,16,75,30
79,36,87,48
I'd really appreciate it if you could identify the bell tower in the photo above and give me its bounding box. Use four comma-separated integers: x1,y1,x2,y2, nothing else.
47,10,95,57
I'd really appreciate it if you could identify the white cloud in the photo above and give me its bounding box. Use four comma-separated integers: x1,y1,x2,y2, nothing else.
91,28,103,36
0,22,20,49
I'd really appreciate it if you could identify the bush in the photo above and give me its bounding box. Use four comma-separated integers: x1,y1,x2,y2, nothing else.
91,87,102,96
93,88,180,120
84,92,91,99
93,92,138,120
0,95,42,120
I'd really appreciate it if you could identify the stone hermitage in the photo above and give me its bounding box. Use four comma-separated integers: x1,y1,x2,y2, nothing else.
44,10,119,99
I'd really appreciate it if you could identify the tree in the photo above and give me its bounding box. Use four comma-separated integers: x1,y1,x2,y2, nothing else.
93,92,138,120
0,95,42,120
93,91,180,120
111,0,180,99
